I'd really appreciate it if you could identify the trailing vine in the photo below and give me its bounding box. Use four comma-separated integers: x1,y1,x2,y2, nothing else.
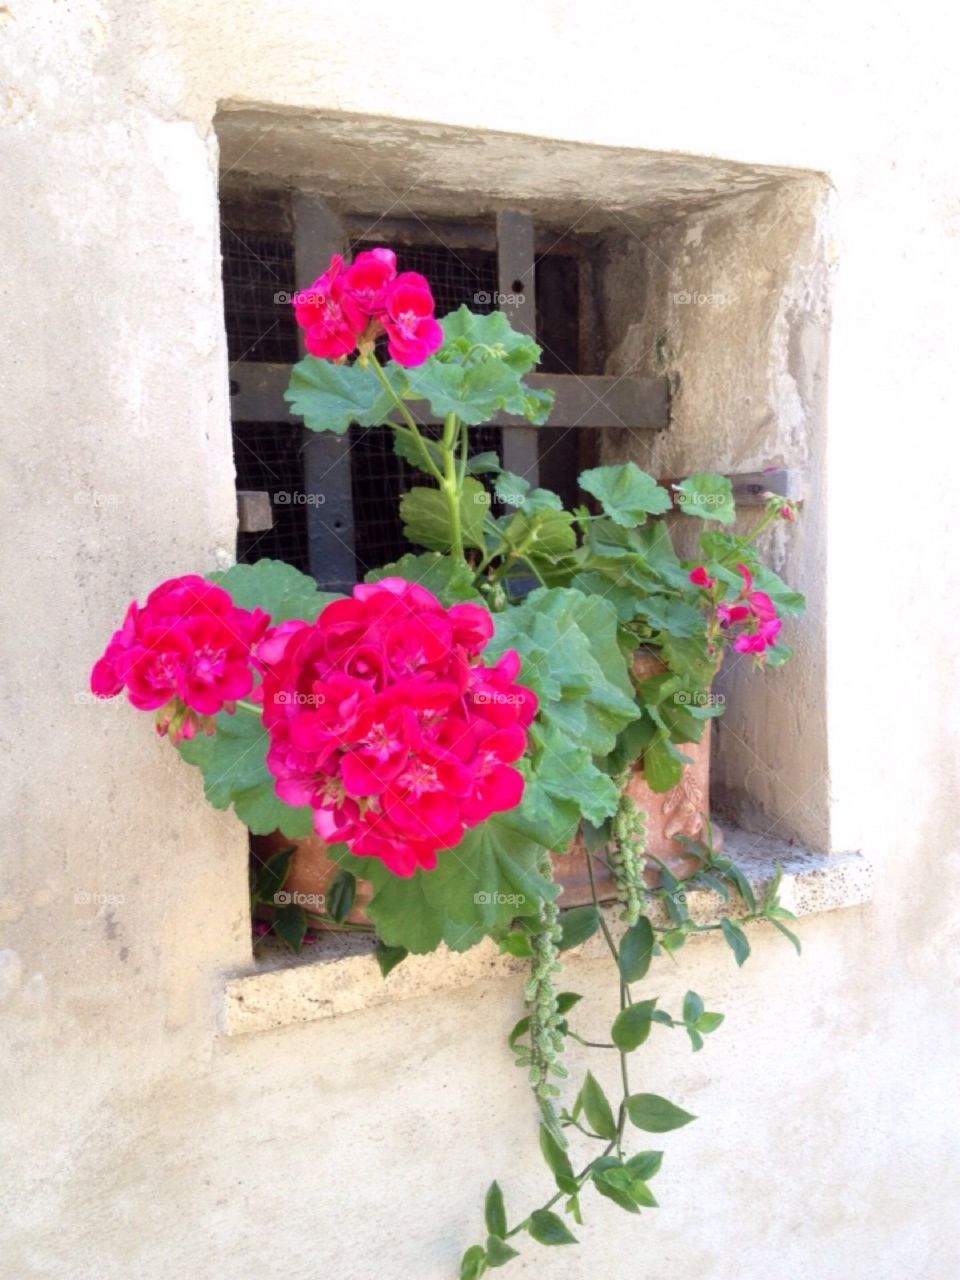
460,839,801,1277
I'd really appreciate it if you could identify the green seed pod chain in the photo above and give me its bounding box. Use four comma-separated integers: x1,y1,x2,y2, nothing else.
524,850,568,1143
609,788,648,926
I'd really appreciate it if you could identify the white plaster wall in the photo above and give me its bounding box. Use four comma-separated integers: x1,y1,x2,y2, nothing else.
2,3,958,1278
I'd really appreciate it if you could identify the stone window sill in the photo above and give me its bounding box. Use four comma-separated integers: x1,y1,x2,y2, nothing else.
221,830,872,1037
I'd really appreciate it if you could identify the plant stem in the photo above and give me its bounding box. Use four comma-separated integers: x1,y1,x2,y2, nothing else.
439,411,465,560
585,852,633,1154
367,354,444,485
743,505,778,543
502,1141,618,1240
236,700,261,715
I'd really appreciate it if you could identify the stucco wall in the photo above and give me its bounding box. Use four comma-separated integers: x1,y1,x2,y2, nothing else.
2,3,958,1278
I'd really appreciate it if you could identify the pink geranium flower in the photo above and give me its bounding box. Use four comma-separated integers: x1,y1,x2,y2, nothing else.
716,563,783,658
342,248,397,319
290,250,443,369
689,565,716,589
90,575,268,742
382,273,444,366
258,578,536,877
293,255,364,359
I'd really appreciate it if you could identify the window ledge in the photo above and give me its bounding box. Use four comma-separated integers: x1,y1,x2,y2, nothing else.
221,832,872,1037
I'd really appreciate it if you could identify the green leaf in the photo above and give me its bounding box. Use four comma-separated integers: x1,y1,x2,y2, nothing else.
611,998,659,1051
400,480,488,552
440,306,542,374
391,424,445,474
632,595,704,638
285,356,399,433
540,1125,577,1193
492,588,638,753
557,991,583,1015
483,587,638,848
592,1165,640,1215
177,709,313,837
674,472,735,524
405,356,525,427
625,1150,663,1180
641,735,685,793
527,1210,577,1246
252,845,295,905
272,903,307,953
466,450,502,475
507,1015,530,1050
579,1071,617,1140
484,1181,507,1239
720,917,751,967
209,558,337,624
618,917,655,983
770,917,803,955
498,929,533,958
557,906,600,952
627,1179,659,1208
352,808,555,954
579,463,672,527
696,1011,725,1034
364,551,482,604
459,1244,487,1280
682,990,705,1023
519,728,621,849
326,869,356,924
485,1235,519,1268
625,1093,697,1133
374,941,407,978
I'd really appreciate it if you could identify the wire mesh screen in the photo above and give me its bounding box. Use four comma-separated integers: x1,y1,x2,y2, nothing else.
222,228,299,364
232,422,309,571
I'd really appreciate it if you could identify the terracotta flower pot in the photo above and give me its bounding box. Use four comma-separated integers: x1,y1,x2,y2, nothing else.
252,650,721,927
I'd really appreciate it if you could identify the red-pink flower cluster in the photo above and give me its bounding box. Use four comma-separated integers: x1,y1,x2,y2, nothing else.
258,578,537,877
717,563,782,655
90,575,268,742
292,248,443,367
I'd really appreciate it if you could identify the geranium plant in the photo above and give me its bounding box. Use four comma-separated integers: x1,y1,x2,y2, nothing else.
92,246,805,1277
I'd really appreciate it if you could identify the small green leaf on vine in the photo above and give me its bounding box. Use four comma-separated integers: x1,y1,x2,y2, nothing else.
625,1093,697,1133
578,1071,618,1140
720,917,751,967
484,1181,507,1238
527,1209,578,1246
611,998,659,1051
